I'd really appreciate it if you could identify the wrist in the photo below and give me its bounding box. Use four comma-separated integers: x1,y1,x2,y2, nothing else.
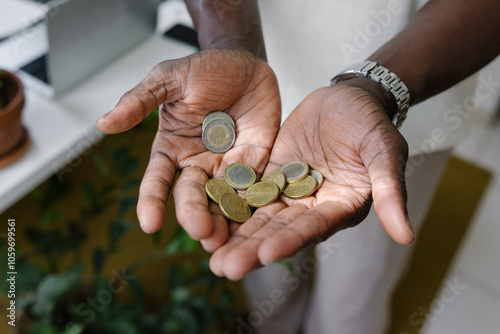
185,0,267,62
333,77,397,121
330,61,410,128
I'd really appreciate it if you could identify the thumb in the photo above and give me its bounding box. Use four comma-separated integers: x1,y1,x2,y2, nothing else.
96,60,185,134
361,122,414,245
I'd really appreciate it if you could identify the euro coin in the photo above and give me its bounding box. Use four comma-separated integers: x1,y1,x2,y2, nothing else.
224,162,256,190
283,175,317,199
202,119,235,153
219,192,251,223
279,161,309,184
245,182,280,207
309,170,324,191
205,178,236,203
203,111,235,131
260,171,286,193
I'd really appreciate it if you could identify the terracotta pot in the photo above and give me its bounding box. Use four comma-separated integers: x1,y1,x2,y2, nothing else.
0,70,29,168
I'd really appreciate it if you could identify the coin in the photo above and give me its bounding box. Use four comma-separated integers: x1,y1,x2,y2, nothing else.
224,162,256,190
202,111,235,131
309,170,324,191
202,119,235,153
219,192,251,223
283,175,317,199
279,161,309,184
260,171,286,193
245,182,280,207
205,178,236,203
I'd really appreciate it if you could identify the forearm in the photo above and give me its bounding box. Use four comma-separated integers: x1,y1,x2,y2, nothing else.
369,0,500,105
185,0,267,61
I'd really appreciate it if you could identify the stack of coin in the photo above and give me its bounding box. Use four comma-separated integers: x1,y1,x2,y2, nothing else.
204,161,325,223
202,112,235,153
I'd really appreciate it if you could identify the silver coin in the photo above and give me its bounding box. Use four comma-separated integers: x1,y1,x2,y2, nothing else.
279,161,309,184
202,119,235,153
224,162,256,190
202,112,235,131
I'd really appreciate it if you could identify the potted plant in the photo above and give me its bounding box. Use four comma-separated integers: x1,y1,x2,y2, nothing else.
0,70,29,168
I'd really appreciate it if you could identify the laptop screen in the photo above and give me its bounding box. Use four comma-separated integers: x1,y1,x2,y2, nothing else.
46,0,159,95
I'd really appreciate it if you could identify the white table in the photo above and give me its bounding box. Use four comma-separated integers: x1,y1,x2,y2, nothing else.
0,0,196,213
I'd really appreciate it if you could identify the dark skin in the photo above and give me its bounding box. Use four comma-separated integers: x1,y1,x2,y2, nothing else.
97,0,500,279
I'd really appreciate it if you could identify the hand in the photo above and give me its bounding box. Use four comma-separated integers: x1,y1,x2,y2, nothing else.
209,83,414,279
96,49,281,251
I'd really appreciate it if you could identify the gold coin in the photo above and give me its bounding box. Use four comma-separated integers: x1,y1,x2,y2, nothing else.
309,170,324,191
224,162,256,190
245,182,280,207
279,161,309,184
219,193,251,223
283,176,317,199
260,171,286,192
205,178,236,204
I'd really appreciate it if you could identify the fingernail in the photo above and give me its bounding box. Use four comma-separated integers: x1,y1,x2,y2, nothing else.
405,218,415,238
99,110,113,120
140,223,154,234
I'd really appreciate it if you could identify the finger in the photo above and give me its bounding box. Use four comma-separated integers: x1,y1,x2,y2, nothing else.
172,166,213,240
362,129,414,245
200,202,229,253
222,204,307,280
96,62,184,134
258,201,350,264
136,137,177,234
209,202,286,278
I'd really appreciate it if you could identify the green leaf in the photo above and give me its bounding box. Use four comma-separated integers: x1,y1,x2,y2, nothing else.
126,275,145,302
170,306,199,334
55,222,87,256
277,259,294,273
108,219,132,250
63,323,84,334
82,182,95,205
16,260,45,295
165,227,200,254
167,266,183,289
92,248,107,273
41,210,61,226
117,197,137,216
38,179,69,213
25,227,62,254
103,320,138,334
31,264,84,318
161,316,182,333
31,322,59,334
121,179,141,192
92,152,109,177
171,286,190,304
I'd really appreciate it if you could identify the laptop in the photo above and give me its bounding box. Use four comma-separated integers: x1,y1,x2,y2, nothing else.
19,0,160,97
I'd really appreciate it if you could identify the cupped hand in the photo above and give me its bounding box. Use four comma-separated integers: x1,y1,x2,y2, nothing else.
210,83,414,279
96,49,281,251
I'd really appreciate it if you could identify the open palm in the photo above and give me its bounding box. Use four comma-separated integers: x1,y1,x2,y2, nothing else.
210,84,414,279
97,49,281,250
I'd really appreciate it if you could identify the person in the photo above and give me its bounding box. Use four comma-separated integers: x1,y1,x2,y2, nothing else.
96,0,500,332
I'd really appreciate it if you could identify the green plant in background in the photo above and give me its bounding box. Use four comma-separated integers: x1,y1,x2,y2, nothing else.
0,111,237,334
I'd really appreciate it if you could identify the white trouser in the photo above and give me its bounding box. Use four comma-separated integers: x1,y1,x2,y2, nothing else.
242,149,452,334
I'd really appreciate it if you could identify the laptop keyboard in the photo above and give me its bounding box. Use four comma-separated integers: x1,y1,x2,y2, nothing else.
20,54,50,84
163,24,200,50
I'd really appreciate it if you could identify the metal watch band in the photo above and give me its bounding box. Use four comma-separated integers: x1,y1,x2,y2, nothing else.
330,60,410,128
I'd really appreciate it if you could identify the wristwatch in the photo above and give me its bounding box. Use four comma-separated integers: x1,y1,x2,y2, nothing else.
330,60,410,128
